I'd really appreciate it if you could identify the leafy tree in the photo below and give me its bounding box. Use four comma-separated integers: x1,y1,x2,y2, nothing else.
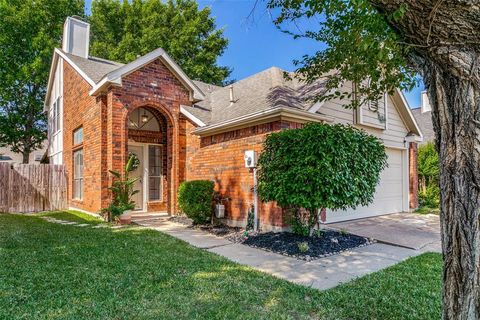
0,0,84,163
89,0,231,85
257,123,387,235
417,143,440,208
267,0,480,317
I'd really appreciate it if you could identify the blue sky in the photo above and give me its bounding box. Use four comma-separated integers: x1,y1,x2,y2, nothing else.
84,0,424,108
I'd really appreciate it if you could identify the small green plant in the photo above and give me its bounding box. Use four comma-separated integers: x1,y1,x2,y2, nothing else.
297,241,310,253
313,229,324,238
101,155,139,222
340,228,348,236
178,180,215,224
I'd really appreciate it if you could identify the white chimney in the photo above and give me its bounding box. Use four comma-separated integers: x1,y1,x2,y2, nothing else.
421,91,431,113
62,16,90,58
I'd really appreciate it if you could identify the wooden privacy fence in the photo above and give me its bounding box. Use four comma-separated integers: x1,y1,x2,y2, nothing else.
0,163,67,213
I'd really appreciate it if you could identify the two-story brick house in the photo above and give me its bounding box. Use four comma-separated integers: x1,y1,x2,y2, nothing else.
45,17,422,230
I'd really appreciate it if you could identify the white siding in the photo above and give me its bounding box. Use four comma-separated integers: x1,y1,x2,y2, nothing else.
318,82,409,149
48,59,63,165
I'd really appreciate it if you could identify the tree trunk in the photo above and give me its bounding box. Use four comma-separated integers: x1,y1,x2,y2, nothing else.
427,65,480,319
22,151,29,164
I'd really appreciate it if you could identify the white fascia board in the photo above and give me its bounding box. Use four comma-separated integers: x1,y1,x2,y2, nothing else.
193,107,334,136
44,52,59,111
45,49,96,111
180,106,206,127
56,48,95,87
308,101,325,113
395,88,423,139
89,48,205,101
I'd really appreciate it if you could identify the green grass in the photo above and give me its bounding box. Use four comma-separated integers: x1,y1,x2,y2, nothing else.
415,206,440,215
38,210,104,224
0,212,442,319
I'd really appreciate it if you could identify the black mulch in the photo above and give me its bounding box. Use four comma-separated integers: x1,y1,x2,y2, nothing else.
242,230,373,261
168,216,242,237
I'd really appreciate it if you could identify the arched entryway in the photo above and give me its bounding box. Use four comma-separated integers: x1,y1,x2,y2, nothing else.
126,106,172,213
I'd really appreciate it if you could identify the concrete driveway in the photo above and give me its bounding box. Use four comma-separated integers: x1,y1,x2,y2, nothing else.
329,212,441,253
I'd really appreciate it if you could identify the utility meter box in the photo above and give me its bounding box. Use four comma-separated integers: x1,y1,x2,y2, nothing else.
244,150,257,168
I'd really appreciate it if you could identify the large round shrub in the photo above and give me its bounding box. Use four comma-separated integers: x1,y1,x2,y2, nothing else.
178,180,215,224
257,122,388,233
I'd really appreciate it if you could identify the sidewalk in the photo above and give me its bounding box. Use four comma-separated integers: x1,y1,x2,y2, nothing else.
134,217,421,290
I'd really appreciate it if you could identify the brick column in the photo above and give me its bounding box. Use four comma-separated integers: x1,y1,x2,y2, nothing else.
409,142,419,209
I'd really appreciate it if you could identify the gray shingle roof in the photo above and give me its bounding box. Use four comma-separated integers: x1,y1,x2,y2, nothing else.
200,67,328,125
63,50,124,83
64,52,329,126
411,108,434,144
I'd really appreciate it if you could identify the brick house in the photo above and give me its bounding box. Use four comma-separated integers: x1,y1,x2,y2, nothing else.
45,17,422,230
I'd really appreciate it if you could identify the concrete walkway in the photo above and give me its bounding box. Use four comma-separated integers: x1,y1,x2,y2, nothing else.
134,217,422,290
329,212,441,252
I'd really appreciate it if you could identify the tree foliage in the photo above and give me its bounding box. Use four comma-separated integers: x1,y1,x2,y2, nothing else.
89,0,231,85
418,142,439,185
417,142,440,208
268,0,417,106
0,0,84,163
257,123,387,233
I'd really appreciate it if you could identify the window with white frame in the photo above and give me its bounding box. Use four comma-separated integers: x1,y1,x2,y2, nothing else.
148,145,162,201
51,97,61,134
73,149,84,200
73,127,83,145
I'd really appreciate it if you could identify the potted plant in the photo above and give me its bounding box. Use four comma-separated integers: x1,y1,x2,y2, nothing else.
101,155,139,224
213,192,230,219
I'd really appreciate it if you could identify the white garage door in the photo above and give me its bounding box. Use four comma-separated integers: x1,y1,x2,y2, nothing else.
325,148,406,223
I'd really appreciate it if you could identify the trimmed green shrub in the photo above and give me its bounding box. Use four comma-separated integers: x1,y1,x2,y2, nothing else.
178,180,215,224
258,122,388,235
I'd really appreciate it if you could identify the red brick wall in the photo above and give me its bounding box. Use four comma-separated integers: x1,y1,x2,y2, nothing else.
108,58,191,214
409,142,419,209
62,57,191,214
63,62,105,212
186,120,303,228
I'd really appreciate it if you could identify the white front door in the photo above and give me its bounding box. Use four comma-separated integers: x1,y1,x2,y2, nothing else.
128,145,144,211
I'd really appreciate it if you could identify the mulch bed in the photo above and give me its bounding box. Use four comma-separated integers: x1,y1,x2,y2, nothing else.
242,230,374,261
168,215,243,238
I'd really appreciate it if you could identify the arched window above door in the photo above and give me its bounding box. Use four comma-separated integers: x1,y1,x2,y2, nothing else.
128,108,160,131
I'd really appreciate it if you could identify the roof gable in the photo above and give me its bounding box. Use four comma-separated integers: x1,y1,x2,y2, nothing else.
89,48,205,101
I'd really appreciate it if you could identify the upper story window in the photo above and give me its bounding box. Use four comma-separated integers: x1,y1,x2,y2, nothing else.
73,127,84,145
51,97,61,134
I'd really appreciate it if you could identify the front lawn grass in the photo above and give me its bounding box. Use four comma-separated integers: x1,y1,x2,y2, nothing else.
0,212,442,319
38,210,104,224
415,206,440,215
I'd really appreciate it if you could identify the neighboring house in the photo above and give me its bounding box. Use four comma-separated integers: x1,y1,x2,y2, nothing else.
0,143,47,164
411,91,434,144
45,17,423,229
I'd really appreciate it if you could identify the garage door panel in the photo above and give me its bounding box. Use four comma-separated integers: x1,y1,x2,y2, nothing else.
326,148,405,223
